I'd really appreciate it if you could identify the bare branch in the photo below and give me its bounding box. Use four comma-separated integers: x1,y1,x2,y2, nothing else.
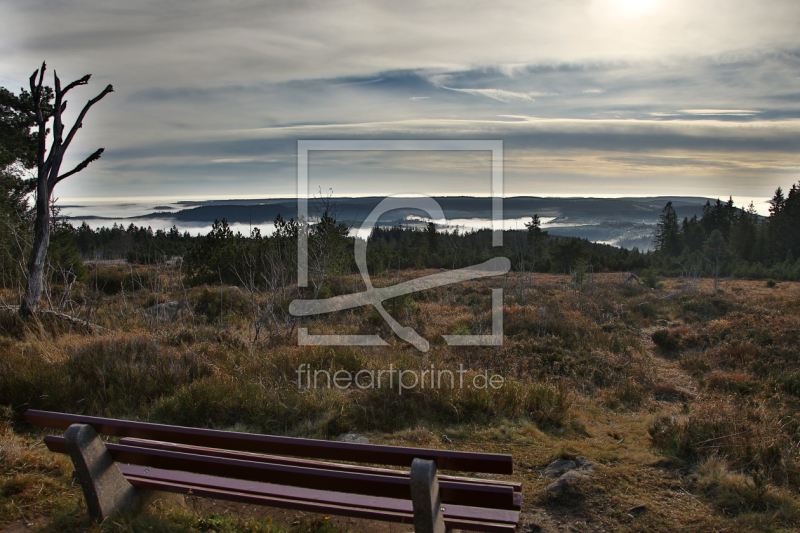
31,63,48,172
61,84,114,153
30,62,46,100
37,62,46,91
53,148,104,187
46,71,64,181
62,74,92,95
29,70,38,96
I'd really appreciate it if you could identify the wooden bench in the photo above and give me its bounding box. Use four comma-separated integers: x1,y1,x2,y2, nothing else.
26,410,521,532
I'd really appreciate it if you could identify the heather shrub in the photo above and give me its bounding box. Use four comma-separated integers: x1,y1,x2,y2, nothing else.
652,329,680,352
649,399,800,488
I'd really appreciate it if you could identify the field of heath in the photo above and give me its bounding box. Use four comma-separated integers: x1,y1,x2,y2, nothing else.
1,266,799,533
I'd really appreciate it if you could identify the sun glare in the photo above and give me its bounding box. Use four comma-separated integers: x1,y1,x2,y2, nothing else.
596,0,661,18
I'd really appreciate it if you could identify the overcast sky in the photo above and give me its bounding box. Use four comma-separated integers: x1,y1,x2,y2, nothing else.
2,0,799,210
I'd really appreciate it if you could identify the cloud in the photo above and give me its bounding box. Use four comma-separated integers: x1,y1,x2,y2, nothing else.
2,0,799,202
679,109,759,116
440,87,537,103
211,157,281,164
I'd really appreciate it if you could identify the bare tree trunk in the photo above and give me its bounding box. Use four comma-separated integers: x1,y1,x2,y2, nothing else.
20,178,51,316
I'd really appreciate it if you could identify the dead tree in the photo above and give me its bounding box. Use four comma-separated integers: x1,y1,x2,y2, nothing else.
19,62,113,318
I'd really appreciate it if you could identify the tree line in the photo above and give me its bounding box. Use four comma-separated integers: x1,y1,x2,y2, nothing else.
653,185,800,282
4,189,800,298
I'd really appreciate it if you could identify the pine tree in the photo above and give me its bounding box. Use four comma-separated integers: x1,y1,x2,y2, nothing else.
426,221,439,255
525,214,549,266
729,201,759,261
769,187,785,216
655,201,681,256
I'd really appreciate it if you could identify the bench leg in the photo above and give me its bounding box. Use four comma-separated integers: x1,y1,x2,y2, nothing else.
411,458,453,533
65,423,183,522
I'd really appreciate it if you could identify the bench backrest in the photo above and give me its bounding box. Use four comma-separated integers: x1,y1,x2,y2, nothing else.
26,410,513,474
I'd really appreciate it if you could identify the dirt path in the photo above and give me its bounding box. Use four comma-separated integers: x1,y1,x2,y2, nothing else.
642,322,700,401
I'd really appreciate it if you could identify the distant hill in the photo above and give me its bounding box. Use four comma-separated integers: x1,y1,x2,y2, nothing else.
134,196,711,225
72,196,718,251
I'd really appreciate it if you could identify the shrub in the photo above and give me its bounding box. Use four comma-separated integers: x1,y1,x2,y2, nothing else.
705,371,758,395
0,335,213,417
641,267,662,289
680,295,734,321
0,312,26,339
151,377,352,437
648,399,800,488
780,371,800,398
316,284,333,299
603,377,650,410
87,267,154,294
697,457,800,523
193,286,250,323
766,279,777,288
88,267,127,294
635,301,658,319
652,329,680,352
451,323,471,336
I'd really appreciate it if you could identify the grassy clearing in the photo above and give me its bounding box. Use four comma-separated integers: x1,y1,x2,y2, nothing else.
1,269,799,532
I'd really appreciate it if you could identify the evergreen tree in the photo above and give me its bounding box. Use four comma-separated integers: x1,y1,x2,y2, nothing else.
525,214,549,266
1,83,55,287
700,198,737,240
551,237,589,273
680,215,705,253
783,182,800,259
654,201,682,256
729,201,759,261
765,184,799,262
426,221,439,255
769,186,785,216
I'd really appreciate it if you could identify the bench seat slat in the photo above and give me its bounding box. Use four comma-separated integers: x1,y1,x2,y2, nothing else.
125,472,517,533
118,438,522,492
27,410,512,474
43,436,517,510
120,464,520,526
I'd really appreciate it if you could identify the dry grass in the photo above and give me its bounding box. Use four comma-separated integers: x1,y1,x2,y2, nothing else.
1,269,799,532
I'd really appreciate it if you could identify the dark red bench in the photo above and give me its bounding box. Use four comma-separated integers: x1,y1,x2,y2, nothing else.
26,410,521,532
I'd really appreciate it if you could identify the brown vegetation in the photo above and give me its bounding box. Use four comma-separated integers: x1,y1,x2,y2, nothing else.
1,268,799,532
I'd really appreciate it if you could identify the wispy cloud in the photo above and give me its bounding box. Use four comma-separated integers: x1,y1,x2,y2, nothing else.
679,109,760,116
440,87,537,103
1,0,799,202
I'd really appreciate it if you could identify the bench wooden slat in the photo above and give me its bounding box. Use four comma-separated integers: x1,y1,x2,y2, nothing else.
124,471,517,533
42,436,516,510
117,437,522,492
27,410,512,474
47,436,521,493
119,464,520,526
